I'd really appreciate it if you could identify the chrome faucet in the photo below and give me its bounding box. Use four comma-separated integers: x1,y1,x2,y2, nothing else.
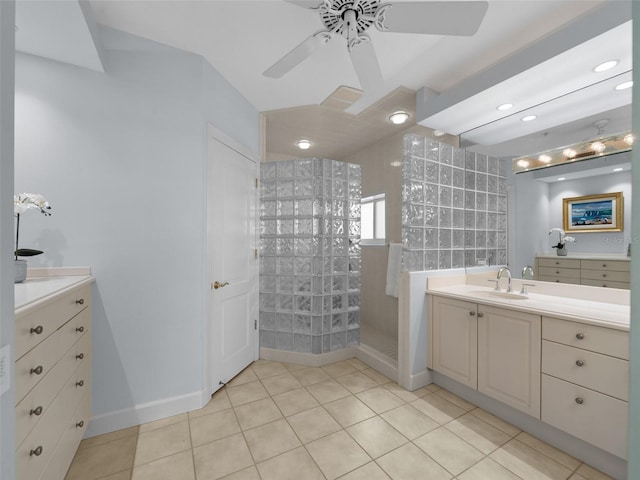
497,266,512,293
522,265,535,280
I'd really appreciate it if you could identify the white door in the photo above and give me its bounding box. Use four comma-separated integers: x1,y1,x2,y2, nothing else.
206,127,258,394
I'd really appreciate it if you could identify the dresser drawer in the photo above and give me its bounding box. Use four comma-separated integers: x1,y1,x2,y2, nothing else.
541,374,627,459
580,259,630,272
581,269,630,282
57,392,91,479
538,258,581,269
542,340,628,401
15,284,91,360
542,316,628,360
538,266,581,279
580,278,629,290
15,308,90,404
537,276,582,285
16,332,91,446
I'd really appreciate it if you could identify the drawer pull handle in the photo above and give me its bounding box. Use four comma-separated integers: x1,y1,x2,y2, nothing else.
469,311,476,316
30,446,43,457
575,397,584,405
76,421,85,428
76,298,85,305
556,271,560,274
76,353,84,360
602,274,607,278
602,264,607,268
576,333,585,340
30,365,43,375
477,312,484,318
30,406,43,416
30,325,43,335
76,380,85,387
76,326,85,333
576,360,584,367
555,262,560,265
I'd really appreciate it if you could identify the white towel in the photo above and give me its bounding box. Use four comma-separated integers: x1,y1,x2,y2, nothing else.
386,243,402,297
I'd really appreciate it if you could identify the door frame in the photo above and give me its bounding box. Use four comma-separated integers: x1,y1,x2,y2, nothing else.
203,124,259,400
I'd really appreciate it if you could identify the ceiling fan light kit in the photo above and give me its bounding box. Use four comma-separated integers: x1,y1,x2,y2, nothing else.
266,0,488,90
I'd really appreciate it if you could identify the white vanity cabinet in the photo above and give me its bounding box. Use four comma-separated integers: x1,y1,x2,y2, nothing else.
541,316,629,459
428,295,541,417
14,278,93,480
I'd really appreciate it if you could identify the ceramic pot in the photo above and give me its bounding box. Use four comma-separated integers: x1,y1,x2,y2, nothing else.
15,259,27,283
555,244,568,256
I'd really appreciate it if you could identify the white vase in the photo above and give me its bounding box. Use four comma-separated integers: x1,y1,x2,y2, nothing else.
14,259,27,283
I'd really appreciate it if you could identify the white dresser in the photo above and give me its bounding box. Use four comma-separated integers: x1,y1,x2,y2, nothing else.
15,273,94,480
535,254,630,289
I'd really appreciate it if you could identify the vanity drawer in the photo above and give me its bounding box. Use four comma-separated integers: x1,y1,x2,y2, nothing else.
15,284,91,360
538,266,581,279
15,332,91,446
580,259,630,272
15,308,90,404
542,316,628,360
542,340,628,400
580,278,629,289
537,276,581,285
541,374,627,459
581,269,630,283
538,258,581,269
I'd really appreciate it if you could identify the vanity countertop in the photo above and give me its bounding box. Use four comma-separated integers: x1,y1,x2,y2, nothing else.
536,252,630,260
426,283,629,331
15,274,94,315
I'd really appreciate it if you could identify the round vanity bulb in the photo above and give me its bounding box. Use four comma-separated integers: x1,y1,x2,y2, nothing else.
516,159,530,169
624,133,635,146
538,154,552,164
563,148,577,159
591,141,606,153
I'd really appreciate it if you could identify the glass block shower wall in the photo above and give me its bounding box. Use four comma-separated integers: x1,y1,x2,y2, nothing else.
258,158,361,353
402,133,508,271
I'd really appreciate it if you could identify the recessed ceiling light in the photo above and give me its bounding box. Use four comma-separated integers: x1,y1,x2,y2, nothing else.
497,103,513,111
296,139,312,150
433,130,446,137
593,60,618,72
613,167,624,172
615,81,633,91
389,111,409,125
557,177,566,181
521,115,537,122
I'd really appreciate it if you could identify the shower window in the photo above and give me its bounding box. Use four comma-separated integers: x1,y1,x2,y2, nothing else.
361,193,386,245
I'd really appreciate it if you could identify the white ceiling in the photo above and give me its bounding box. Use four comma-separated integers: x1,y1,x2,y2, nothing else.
15,0,633,159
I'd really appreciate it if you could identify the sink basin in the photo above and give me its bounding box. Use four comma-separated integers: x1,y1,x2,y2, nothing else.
470,290,529,300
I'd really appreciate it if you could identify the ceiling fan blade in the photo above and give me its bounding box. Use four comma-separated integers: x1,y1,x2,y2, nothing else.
283,0,323,9
263,31,332,78
349,35,384,91
377,1,489,36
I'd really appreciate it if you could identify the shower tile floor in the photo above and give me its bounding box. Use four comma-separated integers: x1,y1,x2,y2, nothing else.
66,359,613,480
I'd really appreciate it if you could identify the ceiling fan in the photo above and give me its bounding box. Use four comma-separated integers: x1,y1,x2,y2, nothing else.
264,0,489,91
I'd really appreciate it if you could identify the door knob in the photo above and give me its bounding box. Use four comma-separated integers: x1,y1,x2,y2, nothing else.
213,281,230,290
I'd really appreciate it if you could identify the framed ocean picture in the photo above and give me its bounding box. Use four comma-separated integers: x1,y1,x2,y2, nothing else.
563,192,623,233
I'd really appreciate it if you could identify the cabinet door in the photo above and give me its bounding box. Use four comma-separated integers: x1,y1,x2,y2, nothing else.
478,305,541,417
430,296,477,389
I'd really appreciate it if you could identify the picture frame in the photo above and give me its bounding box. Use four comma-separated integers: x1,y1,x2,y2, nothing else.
563,192,623,233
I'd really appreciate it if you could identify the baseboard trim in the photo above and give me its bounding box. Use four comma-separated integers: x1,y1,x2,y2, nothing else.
354,343,398,382
406,369,432,391
84,390,205,438
259,347,357,367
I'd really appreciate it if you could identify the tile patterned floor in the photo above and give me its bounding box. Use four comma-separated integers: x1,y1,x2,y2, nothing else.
65,359,614,480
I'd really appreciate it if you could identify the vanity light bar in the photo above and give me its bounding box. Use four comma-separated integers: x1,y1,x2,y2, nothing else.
512,131,634,174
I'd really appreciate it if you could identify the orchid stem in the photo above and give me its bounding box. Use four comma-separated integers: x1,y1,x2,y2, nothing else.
15,213,19,260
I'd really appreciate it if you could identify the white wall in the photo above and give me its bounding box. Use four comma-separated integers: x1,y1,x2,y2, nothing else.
14,27,259,427
548,171,631,254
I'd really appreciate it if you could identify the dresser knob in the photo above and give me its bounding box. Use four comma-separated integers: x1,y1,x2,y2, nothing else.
556,271,560,274
477,312,484,318
76,353,84,360
30,365,43,375
76,326,85,333
469,311,476,316
602,274,607,278
576,360,584,367
76,380,84,387
76,298,85,305
575,397,584,405
30,325,43,335
555,262,560,265
30,446,43,456
576,333,585,340
76,421,85,428
602,264,607,268
30,406,43,416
